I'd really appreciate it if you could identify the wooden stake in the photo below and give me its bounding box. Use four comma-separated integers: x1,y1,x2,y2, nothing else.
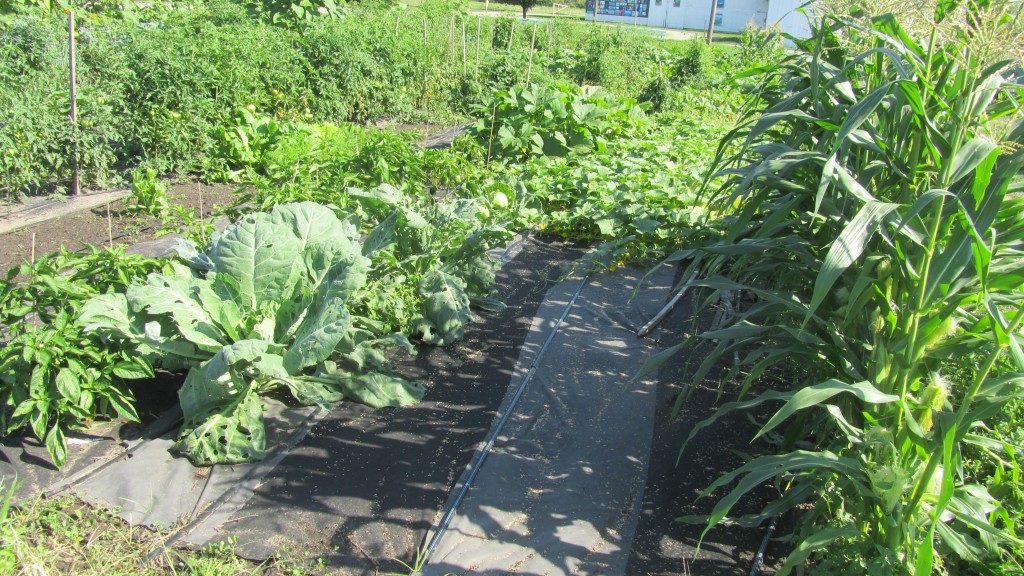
106,203,113,248
30,232,35,264
507,19,515,50
525,25,537,88
395,13,400,36
68,10,80,197
475,16,482,80
486,102,498,165
462,18,467,76
447,14,454,67
198,183,204,220
547,23,553,67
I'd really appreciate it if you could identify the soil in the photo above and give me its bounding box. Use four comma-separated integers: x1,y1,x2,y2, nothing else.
0,182,238,274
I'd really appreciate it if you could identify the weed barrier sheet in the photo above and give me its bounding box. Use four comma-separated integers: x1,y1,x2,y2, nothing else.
15,235,588,573
197,236,593,572
421,261,676,575
2,234,778,574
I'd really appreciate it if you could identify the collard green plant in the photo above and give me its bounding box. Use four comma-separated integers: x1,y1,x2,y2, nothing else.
658,8,1024,574
81,202,424,465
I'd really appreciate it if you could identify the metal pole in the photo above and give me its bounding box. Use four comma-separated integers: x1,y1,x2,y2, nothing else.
706,0,718,44
546,23,552,69
637,271,698,337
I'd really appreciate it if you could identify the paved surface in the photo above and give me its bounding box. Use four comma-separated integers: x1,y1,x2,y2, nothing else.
470,10,703,41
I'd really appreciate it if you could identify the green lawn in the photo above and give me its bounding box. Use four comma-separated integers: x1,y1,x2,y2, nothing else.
467,0,587,19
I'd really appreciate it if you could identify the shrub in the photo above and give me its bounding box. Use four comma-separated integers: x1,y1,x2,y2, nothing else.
671,39,712,86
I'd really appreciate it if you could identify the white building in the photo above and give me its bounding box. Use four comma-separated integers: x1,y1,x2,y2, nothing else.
586,0,813,38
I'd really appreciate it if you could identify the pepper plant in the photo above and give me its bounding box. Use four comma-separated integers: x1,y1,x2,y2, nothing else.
1,246,164,467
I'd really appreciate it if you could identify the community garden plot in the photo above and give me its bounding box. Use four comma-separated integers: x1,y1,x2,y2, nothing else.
1,235,779,575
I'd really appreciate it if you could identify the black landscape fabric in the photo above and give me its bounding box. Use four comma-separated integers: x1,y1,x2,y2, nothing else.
211,236,593,573
1,235,781,575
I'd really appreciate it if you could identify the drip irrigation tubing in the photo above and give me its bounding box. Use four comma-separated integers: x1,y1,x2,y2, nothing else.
749,515,779,576
420,271,592,565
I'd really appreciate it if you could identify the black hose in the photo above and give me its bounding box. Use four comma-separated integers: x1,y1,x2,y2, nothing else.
749,515,779,576
420,271,591,565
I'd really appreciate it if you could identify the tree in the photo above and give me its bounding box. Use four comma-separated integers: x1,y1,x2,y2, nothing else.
517,0,539,19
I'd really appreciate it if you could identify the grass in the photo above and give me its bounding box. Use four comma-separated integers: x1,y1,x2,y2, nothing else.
462,0,745,46
467,0,587,18
0,480,326,576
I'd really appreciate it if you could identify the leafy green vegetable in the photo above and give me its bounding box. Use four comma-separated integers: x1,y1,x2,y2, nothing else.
473,82,647,161
82,202,423,465
414,270,472,346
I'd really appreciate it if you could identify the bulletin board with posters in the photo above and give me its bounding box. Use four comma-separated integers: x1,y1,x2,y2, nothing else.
587,0,650,17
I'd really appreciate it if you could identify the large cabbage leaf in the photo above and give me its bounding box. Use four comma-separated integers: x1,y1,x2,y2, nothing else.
207,211,303,311
81,202,422,465
413,269,471,346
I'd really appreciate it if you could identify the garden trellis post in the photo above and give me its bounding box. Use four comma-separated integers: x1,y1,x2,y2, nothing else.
476,16,482,80
525,25,537,88
508,19,516,49
462,18,467,76
68,10,80,197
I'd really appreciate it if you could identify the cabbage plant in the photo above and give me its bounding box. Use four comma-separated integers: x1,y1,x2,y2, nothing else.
81,202,423,465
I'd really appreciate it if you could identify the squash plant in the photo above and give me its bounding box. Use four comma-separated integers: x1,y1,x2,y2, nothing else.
81,202,424,465
472,82,648,161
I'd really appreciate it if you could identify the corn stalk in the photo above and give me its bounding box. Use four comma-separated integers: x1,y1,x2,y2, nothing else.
662,7,1024,574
